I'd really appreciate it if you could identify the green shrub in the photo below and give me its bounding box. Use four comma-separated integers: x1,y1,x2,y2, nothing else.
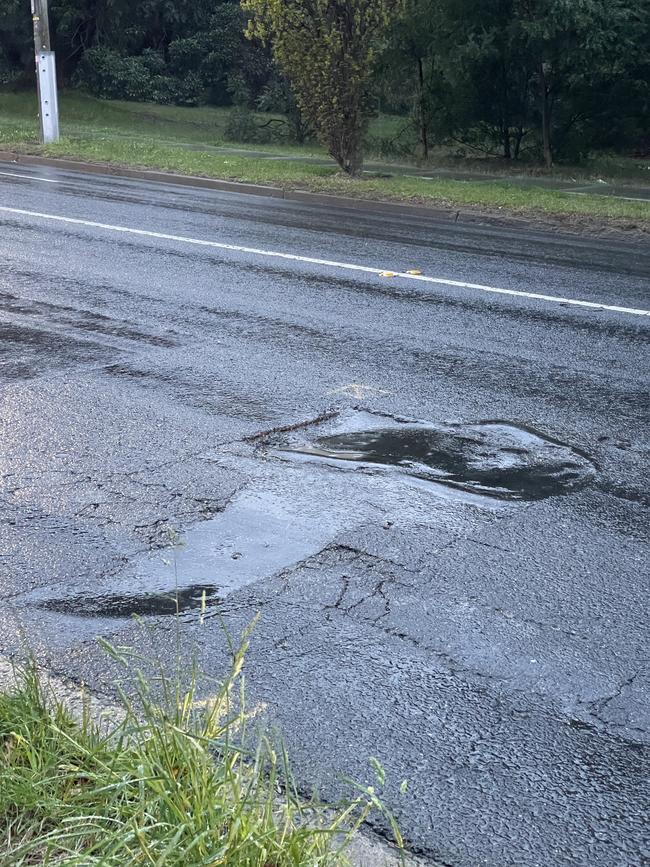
75,48,202,106
224,105,266,143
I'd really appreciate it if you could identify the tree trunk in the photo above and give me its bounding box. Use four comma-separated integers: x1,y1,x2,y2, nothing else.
339,146,363,176
513,127,525,160
503,125,512,160
539,62,552,168
417,56,429,161
499,60,511,159
330,120,364,176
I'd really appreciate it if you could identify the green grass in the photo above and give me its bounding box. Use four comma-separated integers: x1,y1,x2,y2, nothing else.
0,91,324,156
0,624,402,866
1,90,648,227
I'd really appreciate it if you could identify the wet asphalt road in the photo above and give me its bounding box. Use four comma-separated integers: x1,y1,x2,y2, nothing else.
1,161,649,866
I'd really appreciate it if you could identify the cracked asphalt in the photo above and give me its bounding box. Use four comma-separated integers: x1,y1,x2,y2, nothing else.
1,161,649,866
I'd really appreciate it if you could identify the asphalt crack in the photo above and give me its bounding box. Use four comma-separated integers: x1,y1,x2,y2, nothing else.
243,409,339,443
585,669,642,719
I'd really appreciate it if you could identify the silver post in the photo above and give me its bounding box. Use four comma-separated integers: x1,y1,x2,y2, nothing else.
31,0,60,143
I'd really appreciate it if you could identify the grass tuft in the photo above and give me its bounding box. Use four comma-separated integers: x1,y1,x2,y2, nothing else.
0,622,402,866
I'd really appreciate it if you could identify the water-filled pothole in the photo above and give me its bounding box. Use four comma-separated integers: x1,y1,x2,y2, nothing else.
38,584,220,619
280,420,595,501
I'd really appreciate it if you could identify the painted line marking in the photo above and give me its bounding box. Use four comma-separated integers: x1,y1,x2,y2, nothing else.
0,204,648,318
0,170,59,184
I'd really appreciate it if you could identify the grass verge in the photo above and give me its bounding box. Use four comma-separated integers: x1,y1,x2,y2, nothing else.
1,91,648,228
0,623,403,866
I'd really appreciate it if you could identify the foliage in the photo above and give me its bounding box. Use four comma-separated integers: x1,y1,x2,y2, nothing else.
382,0,650,164
75,47,201,104
0,0,647,165
32,0,271,106
242,0,400,175
224,104,263,142
257,76,313,145
379,0,440,160
0,0,33,86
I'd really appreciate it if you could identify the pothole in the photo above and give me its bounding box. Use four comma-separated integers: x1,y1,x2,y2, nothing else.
277,417,595,501
23,414,595,635
38,584,220,619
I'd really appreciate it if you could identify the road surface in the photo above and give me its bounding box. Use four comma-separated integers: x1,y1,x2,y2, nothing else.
0,162,648,866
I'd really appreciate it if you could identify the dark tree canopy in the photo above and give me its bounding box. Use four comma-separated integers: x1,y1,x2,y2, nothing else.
0,0,647,164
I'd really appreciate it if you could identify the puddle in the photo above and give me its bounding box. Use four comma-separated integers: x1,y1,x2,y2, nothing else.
38,584,220,619
125,491,339,595
30,490,342,623
279,420,595,501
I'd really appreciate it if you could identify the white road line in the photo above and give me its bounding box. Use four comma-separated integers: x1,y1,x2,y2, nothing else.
0,170,59,184
1,204,648,317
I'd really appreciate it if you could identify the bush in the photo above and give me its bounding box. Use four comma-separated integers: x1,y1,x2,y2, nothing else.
224,105,264,143
223,105,289,145
257,78,314,144
75,48,202,106
0,49,21,88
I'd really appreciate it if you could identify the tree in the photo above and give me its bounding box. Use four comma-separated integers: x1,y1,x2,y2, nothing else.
50,0,271,105
0,0,35,86
381,0,441,160
509,0,644,167
421,0,537,161
400,0,646,166
241,0,399,175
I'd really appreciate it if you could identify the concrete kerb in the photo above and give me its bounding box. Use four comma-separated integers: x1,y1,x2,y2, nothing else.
0,149,558,232
0,653,433,867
